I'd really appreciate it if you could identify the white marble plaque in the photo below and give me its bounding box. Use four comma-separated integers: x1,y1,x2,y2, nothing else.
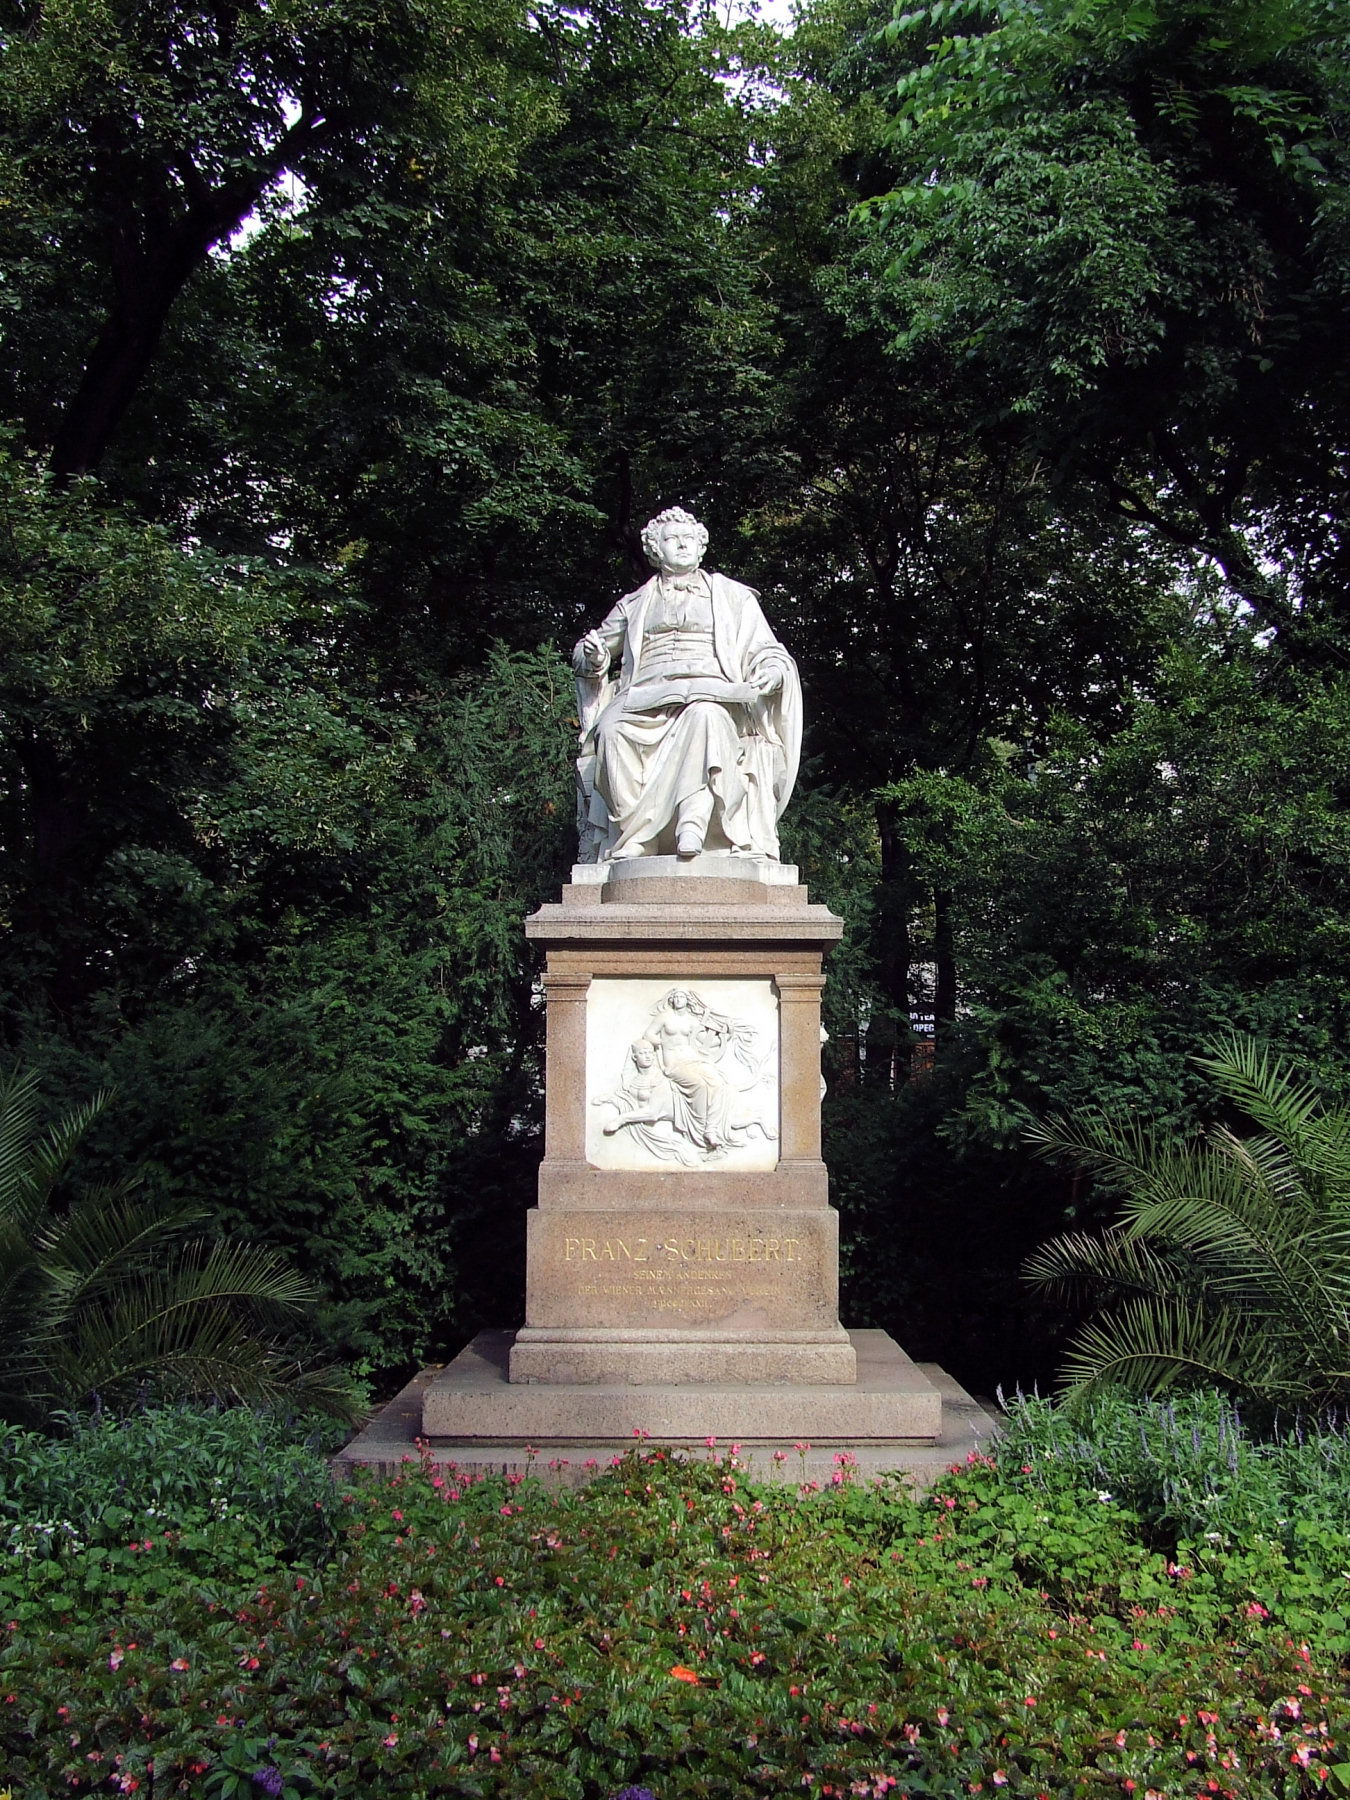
585,978,779,1171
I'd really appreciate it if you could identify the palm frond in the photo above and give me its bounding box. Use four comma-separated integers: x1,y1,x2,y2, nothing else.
1,1068,357,1430
37,1301,358,1421
0,1068,43,1224
1057,1295,1256,1401
1025,1227,1190,1303
1197,1033,1327,1147
33,1188,208,1308
1027,1033,1350,1411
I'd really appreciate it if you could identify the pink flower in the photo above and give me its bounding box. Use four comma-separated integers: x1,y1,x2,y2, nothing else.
169,1658,189,1672
383,1734,398,1748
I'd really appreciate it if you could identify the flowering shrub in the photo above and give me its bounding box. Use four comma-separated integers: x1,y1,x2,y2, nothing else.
3,1426,1350,1797
0,1406,346,1628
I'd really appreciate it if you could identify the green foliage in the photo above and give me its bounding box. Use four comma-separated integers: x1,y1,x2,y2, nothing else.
998,1386,1350,1546
0,1066,358,1427
858,0,1350,637
0,0,550,476
0,1404,347,1628
3,1438,1348,1795
995,1386,1350,1665
1026,1033,1350,1409
908,646,1350,1151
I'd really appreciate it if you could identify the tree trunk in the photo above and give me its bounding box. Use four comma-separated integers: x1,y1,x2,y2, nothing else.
867,797,913,1090
47,126,321,477
49,267,196,478
933,886,957,1047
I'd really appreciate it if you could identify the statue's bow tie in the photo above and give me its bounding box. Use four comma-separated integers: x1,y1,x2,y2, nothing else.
664,576,705,593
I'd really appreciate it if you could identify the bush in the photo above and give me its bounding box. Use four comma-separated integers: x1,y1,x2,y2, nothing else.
0,1404,348,1629
2,1433,1348,1797
1025,1035,1350,1411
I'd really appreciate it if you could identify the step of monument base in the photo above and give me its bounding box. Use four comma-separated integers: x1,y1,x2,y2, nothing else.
335,1348,999,1492
420,1327,941,1442
508,1329,857,1386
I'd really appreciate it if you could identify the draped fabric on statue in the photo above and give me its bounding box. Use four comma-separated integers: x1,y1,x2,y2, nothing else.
574,574,802,861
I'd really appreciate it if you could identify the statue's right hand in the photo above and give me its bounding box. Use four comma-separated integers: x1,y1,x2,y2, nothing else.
574,632,609,675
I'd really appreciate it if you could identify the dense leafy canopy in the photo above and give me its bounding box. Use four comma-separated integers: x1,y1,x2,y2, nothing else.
1,0,1350,1398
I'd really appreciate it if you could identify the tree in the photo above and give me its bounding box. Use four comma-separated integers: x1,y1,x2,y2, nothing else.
0,0,544,479
0,1067,357,1428
858,0,1350,644
1026,1035,1350,1411
726,0,1193,1079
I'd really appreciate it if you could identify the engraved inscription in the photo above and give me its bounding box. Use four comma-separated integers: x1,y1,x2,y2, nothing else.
563,1235,800,1263
557,1233,802,1320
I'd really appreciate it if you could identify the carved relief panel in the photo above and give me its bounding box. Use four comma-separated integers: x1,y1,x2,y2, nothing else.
584,977,779,1172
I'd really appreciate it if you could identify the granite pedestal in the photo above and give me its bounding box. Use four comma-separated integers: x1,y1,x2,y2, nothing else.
402,857,972,1457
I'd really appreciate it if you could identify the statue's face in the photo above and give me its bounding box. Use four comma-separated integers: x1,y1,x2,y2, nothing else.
656,520,703,576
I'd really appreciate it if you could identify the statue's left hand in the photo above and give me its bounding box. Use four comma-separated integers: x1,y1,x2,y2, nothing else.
749,663,783,696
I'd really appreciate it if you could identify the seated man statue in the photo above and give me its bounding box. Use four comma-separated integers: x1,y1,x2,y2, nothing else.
572,507,802,861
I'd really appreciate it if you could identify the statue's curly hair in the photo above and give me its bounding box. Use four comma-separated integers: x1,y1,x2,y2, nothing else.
641,506,708,569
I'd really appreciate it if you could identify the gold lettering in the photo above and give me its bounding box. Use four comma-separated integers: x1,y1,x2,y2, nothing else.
582,1239,598,1262
681,1238,697,1262
783,1238,801,1262
634,1238,649,1262
601,1241,616,1261
565,1238,581,1262
731,1238,747,1261
765,1239,780,1261
748,1239,763,1262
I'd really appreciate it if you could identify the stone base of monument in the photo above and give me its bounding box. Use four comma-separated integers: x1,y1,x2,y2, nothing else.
335,857,1004,1489
424,1327,939,1439
336,1330,1000,1490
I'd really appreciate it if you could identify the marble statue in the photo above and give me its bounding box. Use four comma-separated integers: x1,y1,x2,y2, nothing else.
591,986,777,1165
572,507,802,861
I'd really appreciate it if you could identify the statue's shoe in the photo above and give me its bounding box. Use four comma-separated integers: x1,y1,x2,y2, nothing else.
675,827,705,857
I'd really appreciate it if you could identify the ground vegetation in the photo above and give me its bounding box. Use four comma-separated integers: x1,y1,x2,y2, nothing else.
3,1398,1350,1796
